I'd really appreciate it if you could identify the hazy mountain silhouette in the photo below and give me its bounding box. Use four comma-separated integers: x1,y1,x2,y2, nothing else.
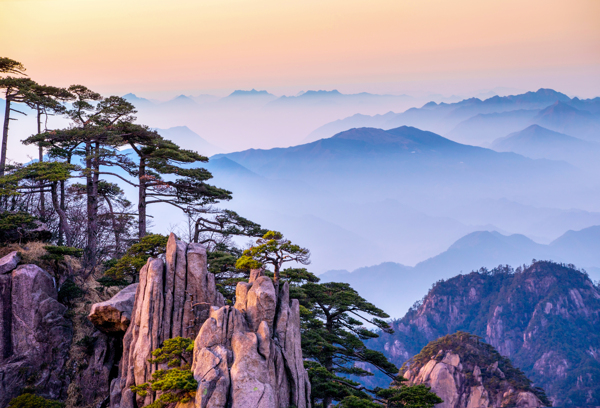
303,112,397,143
215,126,572,195
190,94,220,104
550,225,600,267
121,88,422,151
267,90,413,109
228,89,275,97
533,101,600,141
491,125,600,168
445,109,538,145
155,126,222,156
221,89,278,105
306,89,597,145
447,101,600,147
440,197,600,241
568,96,600,114
162,94,198,108
123,93,154,107
320,226,600,317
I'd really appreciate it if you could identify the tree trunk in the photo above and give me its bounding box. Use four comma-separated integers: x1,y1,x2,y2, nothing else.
58,178,65,245
37,106,46,221
323,315,334,408
138,158,147,238
103,195,121,257
193,220,200,243
84,141,98,266
273,264,280,298
51,182,72,245
0,96,11,176
58,154,70,246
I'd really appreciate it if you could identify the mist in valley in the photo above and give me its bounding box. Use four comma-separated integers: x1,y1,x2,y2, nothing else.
4,87,600,318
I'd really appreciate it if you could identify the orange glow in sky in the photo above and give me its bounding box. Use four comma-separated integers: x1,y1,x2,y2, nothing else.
1,0,599,97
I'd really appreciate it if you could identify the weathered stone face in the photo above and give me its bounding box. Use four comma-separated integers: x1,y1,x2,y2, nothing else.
0,251,20,274
194,276,311,408
110,234,227,408
0,264,73,407
88,283,138,333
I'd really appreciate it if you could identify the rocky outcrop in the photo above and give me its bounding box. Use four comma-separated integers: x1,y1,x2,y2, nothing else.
193,270,310,408
109,233,310,408
367,261,600,406
89,283,138,333
402,332,548,408
0,258,73,407
0,251,20,274
112,234,225,408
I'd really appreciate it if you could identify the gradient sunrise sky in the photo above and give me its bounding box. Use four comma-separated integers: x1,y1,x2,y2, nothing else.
1,0,599,98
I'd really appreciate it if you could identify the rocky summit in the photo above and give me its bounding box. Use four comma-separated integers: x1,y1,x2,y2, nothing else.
402,332,549,408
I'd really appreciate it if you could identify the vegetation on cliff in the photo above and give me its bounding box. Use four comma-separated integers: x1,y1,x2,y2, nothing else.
402,331,550,406
367,262,600,406
130,337,197,408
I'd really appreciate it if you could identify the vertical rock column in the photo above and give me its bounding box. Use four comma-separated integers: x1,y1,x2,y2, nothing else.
192,269,311,408
113,233,225,408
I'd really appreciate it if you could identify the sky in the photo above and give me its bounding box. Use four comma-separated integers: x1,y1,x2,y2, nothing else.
1,0,599,99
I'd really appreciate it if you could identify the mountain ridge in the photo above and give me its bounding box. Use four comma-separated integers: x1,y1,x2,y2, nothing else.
364,261,600,406
305,88,600,145
319,225,600,317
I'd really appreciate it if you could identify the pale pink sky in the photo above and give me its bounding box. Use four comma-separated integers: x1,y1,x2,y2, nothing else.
1,0,599,98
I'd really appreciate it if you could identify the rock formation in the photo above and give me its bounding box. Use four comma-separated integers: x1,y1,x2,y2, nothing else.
367,261,600,406
0,257,73,407
109,233,310,408
0,251,20,274
89,283,138,333
192,269,310,408
402,332,548,408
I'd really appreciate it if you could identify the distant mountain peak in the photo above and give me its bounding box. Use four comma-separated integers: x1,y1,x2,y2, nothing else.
541,100,579,113
122,93,153,105
300,90,342,97
326,126,459,149
533,87,569,98
164,94,197,105
228,89,273,97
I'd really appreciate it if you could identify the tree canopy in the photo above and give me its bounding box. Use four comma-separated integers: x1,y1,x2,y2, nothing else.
236,230,310,286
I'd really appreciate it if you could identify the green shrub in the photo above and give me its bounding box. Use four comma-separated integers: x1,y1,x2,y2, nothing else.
7,393,64,408
131,337,197,408
103,234,168,284
57,278,84,305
